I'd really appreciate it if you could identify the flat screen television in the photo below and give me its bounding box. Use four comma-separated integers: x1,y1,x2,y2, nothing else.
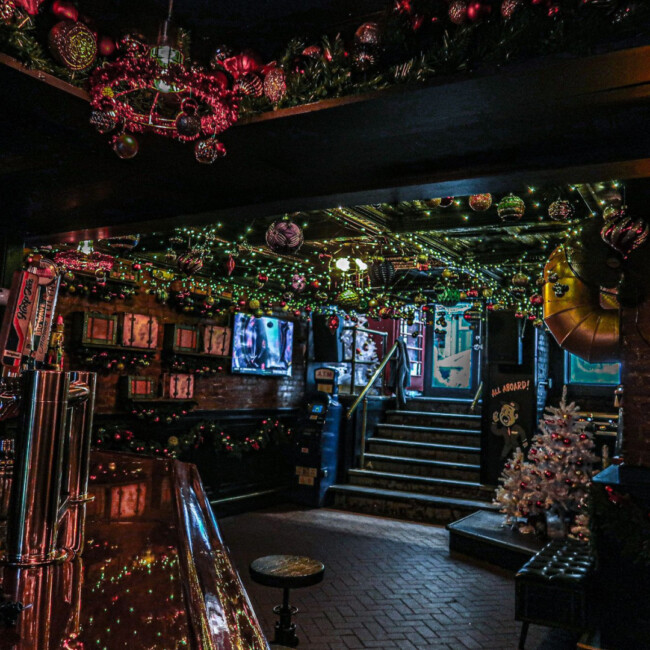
231,313,293,377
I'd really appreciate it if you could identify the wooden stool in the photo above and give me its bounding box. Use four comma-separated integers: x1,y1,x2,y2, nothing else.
515,538,595,649
249,555,325,647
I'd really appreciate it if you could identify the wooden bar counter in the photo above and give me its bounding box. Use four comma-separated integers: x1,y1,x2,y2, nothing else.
0,451,269,650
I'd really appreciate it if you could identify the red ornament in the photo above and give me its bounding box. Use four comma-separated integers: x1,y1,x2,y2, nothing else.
600,206,649,259
111,133,138,159
48,20,97,72
501,0,522,19
225,255,236,276
448,0,468,24
440,196,455,208
14,0,44,15
468,193,492,212
222,50,263,79
530,294,543,306
263,67,287,104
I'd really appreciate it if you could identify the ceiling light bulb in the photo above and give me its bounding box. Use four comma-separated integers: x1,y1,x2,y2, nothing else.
335,258,351,272
355,258,368,271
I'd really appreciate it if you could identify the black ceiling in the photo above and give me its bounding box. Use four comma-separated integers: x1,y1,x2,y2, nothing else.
81,0,385,59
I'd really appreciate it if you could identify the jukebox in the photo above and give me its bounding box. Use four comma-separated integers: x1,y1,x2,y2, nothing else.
293,367,343,507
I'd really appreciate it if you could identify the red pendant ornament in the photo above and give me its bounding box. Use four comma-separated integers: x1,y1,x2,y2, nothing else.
548,198,574,221
263,67,287,104
265,219,304,255
177,250,204,276
600,206,649,259
225,255,236,276
448,0,468,24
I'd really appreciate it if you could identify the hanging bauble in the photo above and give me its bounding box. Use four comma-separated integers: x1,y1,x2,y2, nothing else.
117,33,147,55
194,139,226,164
352,46,377,71
440,197,454,208
600,206,649,259
112,133,139,159
257,273,268,285
466,288,479,299
468,193,492,212
482,287,493,298
449,0,468,24
248,298,261,311
291,274,307,292
497,193,525,222
48,20,97,72
416,254,429,272
90,109,118,134
265,219,304,255
336,289,360,310
501,0,522,19
156,288,169,303
368,258,395,287
177,250,203,276
530,294,544,306
548,199,574,222
175,112,201,138
439,287,460,307
441,268,455,280
423,198,442,209
105,234,140,253
263,67,287,104
0,0,15,22
600,188,623,207
512,271,530,287
225,255,236,276
235,72,264,97
355,22,381,46
603,205,619,222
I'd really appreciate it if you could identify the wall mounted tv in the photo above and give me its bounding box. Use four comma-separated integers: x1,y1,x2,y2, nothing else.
231,313,294,377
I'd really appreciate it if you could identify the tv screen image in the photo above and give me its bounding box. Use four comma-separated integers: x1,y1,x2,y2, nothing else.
231,314,293,377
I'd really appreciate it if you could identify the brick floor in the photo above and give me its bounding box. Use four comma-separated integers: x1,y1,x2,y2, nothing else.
219,505,576,649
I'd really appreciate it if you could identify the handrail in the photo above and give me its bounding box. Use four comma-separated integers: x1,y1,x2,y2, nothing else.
341,326,389,338
470,381,483,413
347,341,399,419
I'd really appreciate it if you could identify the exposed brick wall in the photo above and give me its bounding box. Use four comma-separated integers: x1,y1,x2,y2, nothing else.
621,298,650,467
56,290,306,414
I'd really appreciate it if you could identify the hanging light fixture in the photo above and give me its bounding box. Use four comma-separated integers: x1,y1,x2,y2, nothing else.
88,0,238,163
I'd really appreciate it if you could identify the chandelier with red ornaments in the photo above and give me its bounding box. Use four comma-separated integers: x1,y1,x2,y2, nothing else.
88,0,239,164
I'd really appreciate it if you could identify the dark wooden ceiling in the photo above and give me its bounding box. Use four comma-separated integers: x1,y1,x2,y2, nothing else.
3,41,650,282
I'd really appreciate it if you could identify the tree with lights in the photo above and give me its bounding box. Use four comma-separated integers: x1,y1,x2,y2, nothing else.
494,387,598,535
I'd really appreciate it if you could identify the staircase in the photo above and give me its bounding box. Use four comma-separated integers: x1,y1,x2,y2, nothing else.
329,396,497,525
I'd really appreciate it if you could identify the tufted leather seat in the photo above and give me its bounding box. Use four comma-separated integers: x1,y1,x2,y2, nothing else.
515,539,595,649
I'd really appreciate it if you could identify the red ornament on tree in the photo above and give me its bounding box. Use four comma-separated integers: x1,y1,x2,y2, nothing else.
448,0,468,24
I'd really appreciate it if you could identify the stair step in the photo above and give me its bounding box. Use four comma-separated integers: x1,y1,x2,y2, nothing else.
405,397,481,415
364,453,479,481
386,410,481,420
329,484,497,525
376,423,481,446
367,438,481,463
348,468,488,500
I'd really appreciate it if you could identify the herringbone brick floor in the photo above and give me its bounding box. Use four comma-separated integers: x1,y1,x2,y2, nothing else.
219,505,575,649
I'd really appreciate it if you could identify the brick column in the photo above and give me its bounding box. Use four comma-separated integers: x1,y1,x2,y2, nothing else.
621,298,650,467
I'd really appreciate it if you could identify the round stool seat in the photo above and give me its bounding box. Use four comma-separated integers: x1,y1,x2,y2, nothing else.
250,555,324,590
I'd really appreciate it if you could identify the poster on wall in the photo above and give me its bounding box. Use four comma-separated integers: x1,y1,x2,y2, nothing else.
481,368,536,485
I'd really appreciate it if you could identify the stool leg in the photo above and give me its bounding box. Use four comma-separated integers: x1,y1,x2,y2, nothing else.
518,621,529,650
273,587,299,647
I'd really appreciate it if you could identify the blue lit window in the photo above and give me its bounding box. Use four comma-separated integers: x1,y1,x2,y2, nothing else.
566,352,621,386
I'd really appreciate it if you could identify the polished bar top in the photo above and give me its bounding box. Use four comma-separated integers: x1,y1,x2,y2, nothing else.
0,451,269,650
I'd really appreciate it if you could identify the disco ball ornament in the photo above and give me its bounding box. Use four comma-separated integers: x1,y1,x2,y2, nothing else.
177,250,204,276
501,0,522,19
355,22,381,46
112,133,139,159
48,20,97,72
263,67,287,104
368,258,396,287
548,199,574,222
600,206,649,259
336,289,360,310
469,193,492,212
497,193,525,222
194,139,226,164
449,0,468,24
265,219,304,255
291,274,307,292
90,109,118,134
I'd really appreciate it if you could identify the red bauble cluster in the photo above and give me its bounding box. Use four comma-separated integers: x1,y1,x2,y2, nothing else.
89,38,239,162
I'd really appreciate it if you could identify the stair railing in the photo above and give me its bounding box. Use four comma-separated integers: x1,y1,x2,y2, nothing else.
470,381,483,413
347,341,399,469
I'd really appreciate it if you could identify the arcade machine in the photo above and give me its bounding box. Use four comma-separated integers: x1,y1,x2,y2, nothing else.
293,367,343,506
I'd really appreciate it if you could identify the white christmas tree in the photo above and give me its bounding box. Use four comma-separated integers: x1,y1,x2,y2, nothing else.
494,387,598,535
